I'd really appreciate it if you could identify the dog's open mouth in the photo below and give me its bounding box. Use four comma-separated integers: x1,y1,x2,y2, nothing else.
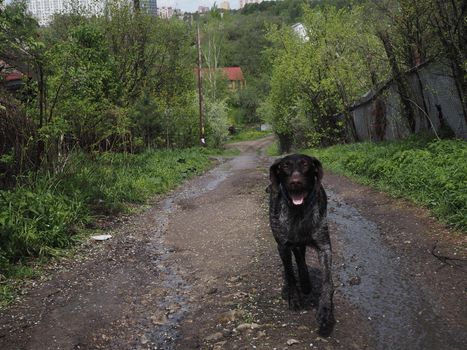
290,192,306,206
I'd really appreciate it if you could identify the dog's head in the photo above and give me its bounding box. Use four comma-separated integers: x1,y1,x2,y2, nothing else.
269,154,323,206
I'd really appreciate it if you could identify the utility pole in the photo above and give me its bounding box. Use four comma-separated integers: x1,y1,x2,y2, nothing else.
196,23,206,146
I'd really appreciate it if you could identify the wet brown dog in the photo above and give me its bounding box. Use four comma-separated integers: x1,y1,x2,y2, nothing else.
268,154,335,336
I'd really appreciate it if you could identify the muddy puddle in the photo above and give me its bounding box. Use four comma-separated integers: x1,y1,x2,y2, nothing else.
328,190,465,350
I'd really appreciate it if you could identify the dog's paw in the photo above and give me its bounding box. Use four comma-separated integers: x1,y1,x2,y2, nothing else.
317,302,335,337
287,286,302,311
300,280,312,295
288,294,301,311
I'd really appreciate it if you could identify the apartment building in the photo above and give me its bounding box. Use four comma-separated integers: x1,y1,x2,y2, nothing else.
27,0,157,26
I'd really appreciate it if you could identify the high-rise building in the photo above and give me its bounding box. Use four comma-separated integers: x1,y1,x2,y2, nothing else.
197,6,210,13
27,1,158,26
158,6,174,19
27,0,105,26
140,0,157,15
219,1,230,10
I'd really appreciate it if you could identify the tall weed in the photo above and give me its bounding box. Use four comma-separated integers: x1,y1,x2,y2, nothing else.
305,137,467,231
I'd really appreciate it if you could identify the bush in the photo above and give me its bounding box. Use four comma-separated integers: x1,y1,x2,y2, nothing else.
205,100,230,148
305,136,467,231
0,179,86,262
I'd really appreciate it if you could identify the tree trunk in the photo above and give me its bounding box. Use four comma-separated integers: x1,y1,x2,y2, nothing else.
277,133,292,154
449,61,467,125
35,62,45,170
377,30,417,133
336,80,358,142
430,0,467,124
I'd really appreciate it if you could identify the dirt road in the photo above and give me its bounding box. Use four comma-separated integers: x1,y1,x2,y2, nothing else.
1,137,466,350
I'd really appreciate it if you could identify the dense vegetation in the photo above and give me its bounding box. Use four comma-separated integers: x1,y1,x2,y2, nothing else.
0,0,465,302
0,0,224,287
305,137,467,230
1,0,200,176
262,0,466,152
4,0,462,173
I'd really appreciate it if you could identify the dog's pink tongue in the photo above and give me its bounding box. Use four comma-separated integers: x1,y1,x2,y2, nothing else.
291,194,305,206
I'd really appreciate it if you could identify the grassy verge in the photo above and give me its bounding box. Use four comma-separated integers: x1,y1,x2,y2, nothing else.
228,126,272,142
266,141,280,156
303,136,466,231
0,148,213,305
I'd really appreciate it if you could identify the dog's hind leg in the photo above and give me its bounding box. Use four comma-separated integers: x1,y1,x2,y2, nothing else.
315,230,335,336
293,246,311,295
278,245,301,311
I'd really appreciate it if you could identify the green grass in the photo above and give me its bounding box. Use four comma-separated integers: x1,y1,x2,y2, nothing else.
0,285,15,308
228,126,272,142
0,148,213,305
266,141,280,156
304,136,467,231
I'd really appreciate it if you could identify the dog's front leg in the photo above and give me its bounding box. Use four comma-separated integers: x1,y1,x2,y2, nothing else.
293,246,311,295
278,245,300,311
316,236,335,336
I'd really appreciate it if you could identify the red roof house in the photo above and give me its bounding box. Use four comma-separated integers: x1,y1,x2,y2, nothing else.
0,60,28,91
195,66,246,91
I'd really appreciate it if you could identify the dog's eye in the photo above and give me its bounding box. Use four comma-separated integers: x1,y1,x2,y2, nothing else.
281,162,291,170
301,160,309,168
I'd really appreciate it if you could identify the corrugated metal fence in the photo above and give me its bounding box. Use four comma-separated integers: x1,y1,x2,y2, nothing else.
347,62,467,141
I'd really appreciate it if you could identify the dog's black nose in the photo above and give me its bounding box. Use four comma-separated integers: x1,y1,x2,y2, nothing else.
289,171,303,187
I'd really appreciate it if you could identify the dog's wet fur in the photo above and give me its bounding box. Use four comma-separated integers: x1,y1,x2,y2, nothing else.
268,154,335,336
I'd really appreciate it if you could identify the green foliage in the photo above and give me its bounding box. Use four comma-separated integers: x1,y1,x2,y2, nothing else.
305,137,467,231
205,99,230,148
45,21,118,149
0,178,86,262
228,127,271,142
0,0,42,58
1,0,199,165
265,141,280,156
264,4,386,152
229,81,264,124
0,149,212,278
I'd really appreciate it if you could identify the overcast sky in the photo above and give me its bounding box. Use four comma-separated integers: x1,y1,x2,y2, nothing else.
4,1,240,12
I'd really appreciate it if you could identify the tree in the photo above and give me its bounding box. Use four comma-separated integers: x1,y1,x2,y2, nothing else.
429,0,466,122
369,0,466,131
0,0,46,167
263,4,383,151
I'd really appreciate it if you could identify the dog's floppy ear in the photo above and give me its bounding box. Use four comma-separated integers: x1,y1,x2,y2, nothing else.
269,158,282,192
311,157,323,192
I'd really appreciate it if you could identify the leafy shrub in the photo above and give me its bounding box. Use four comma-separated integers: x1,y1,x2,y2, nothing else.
205,100,230,148
305,136,467,231
0,179,86,262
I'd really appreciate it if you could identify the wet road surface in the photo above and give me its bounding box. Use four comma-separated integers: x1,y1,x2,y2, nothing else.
0,136,466,349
